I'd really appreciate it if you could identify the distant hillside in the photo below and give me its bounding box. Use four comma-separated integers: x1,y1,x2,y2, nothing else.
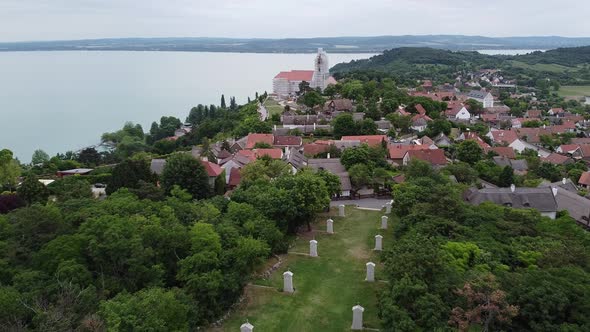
330,46,590,86
1,35,590,53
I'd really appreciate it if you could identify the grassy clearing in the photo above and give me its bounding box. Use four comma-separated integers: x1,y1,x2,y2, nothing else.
509,60,574,73
558,85,590,97
263,99,285,117
214,207,387,331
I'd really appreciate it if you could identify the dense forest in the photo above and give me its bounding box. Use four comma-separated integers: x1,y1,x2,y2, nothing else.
380,160,590,331
331,46,590,86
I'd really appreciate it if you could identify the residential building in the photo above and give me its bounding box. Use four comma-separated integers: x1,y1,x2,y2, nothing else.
467,90,494,108
402,149,447,167
341,135,387,147
464,186,558,219
307,158,352,198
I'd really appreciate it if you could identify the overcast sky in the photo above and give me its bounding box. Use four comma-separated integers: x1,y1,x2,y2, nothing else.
1,0,589,42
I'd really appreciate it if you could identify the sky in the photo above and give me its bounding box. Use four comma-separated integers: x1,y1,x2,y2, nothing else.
1,0,589,42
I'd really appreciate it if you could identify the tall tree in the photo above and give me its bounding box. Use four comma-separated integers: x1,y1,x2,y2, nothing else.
107,159,154,195
220,94,227,109
457,140,483,165
0,149,21,190
161,154,210,199
31,149,50,165
17,176,49,205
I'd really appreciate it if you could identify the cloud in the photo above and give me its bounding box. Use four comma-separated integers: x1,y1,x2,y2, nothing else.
0,0,588,41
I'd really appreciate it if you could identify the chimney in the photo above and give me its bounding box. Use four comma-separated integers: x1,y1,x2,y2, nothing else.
510,184,515,193
274,124,277,130
562,178,567,185
552,187,558,197
327,153,331,159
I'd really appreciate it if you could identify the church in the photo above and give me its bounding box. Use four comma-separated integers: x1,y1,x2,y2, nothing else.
272,48,337,98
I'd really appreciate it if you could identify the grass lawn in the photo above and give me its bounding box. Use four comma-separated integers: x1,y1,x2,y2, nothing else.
558,85,590,97
213,207,387,331
509,60,575,73
263,99,285,117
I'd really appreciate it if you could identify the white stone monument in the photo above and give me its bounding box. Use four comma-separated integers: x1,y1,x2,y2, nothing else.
310,240,318,257
283,271,294,293
381,216,388,230
339,204,345,217
240,322,254,332
366,262,375,282
374,235,383,251
326,219,334,234
351,304,364,330
385,201,392,214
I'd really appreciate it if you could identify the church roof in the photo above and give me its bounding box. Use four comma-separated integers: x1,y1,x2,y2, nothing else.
274,70,314,81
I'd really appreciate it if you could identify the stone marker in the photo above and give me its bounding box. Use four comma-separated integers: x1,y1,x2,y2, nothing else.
366,262,375,282
310,240,318,257
326,219,334,234
385,201,392,214
339,204,345,217
351,305,364,330
240,322,254,332
381,216,388,229
374,235,383,251
283,271,294,293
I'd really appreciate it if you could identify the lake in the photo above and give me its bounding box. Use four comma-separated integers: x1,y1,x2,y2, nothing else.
0,51,374,161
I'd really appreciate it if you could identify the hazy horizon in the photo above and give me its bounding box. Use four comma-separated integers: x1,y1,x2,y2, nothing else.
1,0,589,42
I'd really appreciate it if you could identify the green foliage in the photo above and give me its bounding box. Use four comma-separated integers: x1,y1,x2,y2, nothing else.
31,149,50,165
17,176,49,205
107,158,155,195
49,175,93,201
332,113,357,139
301,90,325,108
161,154,210,200
0,149,21,190
456,140,483,165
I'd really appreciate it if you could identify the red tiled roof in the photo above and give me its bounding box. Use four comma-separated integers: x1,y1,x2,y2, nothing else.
526,110,542,118
237,150,257,161
274,70,314,81
228,167,241,187
445,104,467,117
254,148,283,159
201,160,223,177
550,107,565,114
578,144,590,157
304,143,331,156
542,153,571,165
578,171,590,186
558,144,580,154
491,147,516,159
415,104,427,115
388,144,431,160
246,133,274,149
341,135,387,147
406,149,448,166
273,135,302,147
572,138,590,144
490,130,519,144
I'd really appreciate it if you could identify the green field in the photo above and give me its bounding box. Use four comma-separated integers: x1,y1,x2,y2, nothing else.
214,207,388,331
263,98,285,117
509,60,575,73
558,85,590,97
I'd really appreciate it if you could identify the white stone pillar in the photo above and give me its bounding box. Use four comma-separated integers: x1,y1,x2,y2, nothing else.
381,216,388,229
283,271,294,293
366,262,375,282
339,204,345,217
326,219,334,234
240,322,254,332
374,235,383,251
351,305,364,330
385,201,392,214
310,240,318,257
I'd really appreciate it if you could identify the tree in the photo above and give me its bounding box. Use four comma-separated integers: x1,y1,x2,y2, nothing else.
457,140,483,165
301,90,325,108
444,162,478,184
220,94,227,109
107,159,155,195
50,176,92,201
317,169,341,198
465,99,484,115
0,149,21,190
77,147,101,166
449,274,518,332
100,287,190,332
498,166,515,187
332,113,357,139
214,171,226,196
348,164,371,189
161,153,210,199
341,145,371,169
31,149,50,165
536,162,561,182
17,176,49,205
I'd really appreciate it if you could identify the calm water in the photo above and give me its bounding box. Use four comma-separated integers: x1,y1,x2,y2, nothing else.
0,51,374,161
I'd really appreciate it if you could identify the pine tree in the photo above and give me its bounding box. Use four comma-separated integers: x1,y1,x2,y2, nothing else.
230,97,237,111
220,94,226,109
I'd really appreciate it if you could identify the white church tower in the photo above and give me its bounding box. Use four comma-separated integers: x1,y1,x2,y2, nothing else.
311,48,330,91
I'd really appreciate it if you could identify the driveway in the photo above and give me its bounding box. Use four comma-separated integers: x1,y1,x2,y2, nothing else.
330,198,392,210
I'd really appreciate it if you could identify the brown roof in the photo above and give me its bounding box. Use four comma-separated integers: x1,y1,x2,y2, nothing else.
254,148,283,159
579,144,590,157
273,135,302,147
415,104,427,115
490,130,519,145
246,133,274,149
406,149,448,166
542,153,572,165
388,144,431,160
201,160,223,177
341,135,387,147
228,167,241,187
578,171,590,186
304,143,331,156
324,99,353,111
491,147,516,158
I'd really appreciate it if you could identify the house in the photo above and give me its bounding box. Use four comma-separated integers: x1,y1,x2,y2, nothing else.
273,135,303,148
253,148,283,159
539,178,578,193
548,108,565,116
445,104,471,120
324,99,353,113
402,149,447,167
307,158,352,198
467,90,494,108
464,186,558,219
283,147,308,173
341,135,387,147
388,144,433,165
487,129,551,157
556,144,582,157
492,156,528,175
246,133,274,149
303,142,332,156
525,110,542,118
491,147,516,159
227,167,242,190
201,160,224,187
541,153,574,165
578,171,590,189
550,186,590,227
422,80,433,91
434,133,453,147
410,104,433,132
56,168,93,178
375,120,393,133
